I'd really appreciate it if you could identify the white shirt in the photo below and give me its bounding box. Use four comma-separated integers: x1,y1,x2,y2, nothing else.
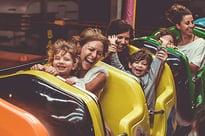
178,38,205,70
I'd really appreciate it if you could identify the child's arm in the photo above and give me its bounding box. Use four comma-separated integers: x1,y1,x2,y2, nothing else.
143,47,168,110
146,47,168,86
110,53,129,72
156,47,168,63
154,47,168,85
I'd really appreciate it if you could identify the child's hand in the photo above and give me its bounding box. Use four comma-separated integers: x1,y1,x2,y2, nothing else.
30,64,45,71
160,37,178,50
44,66,59,76
65,78,76,85
160,37,169,47
108,35,118,54
156,47,168,62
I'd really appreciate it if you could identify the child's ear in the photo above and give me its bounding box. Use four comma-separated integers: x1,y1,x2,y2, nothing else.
72,64,76,70
128,62,132,69
72,62,78,70
72,59,79,70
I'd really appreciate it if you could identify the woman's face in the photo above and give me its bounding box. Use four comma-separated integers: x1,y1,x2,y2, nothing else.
177,14,195,36
80,41,104,71
53,51,75,77
129,59,149,77
116,31,130,52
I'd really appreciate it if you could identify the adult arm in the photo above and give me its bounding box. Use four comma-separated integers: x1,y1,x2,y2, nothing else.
180,38,205,75
190,63,199,76
110,53,129,72
189,39,205,75
85,72,107,94
69,66,108,96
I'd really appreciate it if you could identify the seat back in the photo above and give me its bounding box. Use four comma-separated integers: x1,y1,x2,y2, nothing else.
129,45,176,136
97,61,150,136
152,63,176,136
194,17,205,33
0,71,103,136
0,98,49,136
0,64,151,136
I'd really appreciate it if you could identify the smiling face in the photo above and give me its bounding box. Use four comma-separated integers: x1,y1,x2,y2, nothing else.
128,50,153,77
129,59,150,77
176,14,195,37
52,51,75,78
115,31,130,52
80,41,104,71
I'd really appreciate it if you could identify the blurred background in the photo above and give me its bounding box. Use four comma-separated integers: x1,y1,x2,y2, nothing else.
0,0,204,55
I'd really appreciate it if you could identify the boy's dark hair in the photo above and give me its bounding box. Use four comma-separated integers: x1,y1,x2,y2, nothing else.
129,50,153,67
106,19,134,40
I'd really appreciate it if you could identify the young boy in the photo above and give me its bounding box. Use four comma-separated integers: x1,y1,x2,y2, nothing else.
110,47,168,111
30,39,78,85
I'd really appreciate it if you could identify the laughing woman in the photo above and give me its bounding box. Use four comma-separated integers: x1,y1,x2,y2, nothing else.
69,29,110,97
165,3,205,77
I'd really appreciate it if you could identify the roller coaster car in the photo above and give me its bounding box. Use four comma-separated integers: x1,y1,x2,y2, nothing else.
194,17,205,32
0,61,150,136
0,98,49,136
0,69,104,136
131,26,205,134
0,50,175,136
99,59,176,136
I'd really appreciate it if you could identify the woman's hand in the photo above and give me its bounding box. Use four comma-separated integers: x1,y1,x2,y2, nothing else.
65,78,76,85
108,35,118,54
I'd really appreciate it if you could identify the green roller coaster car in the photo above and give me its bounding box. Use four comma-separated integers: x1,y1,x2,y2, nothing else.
131,26,205,135
194,17,205,33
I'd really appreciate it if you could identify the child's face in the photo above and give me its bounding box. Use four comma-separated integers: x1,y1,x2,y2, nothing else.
53,51,75,77
80,41,104,71
129,59,149,77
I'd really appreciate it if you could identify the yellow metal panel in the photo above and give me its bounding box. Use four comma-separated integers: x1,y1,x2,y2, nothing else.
97,61,150,136
128,45,176,136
